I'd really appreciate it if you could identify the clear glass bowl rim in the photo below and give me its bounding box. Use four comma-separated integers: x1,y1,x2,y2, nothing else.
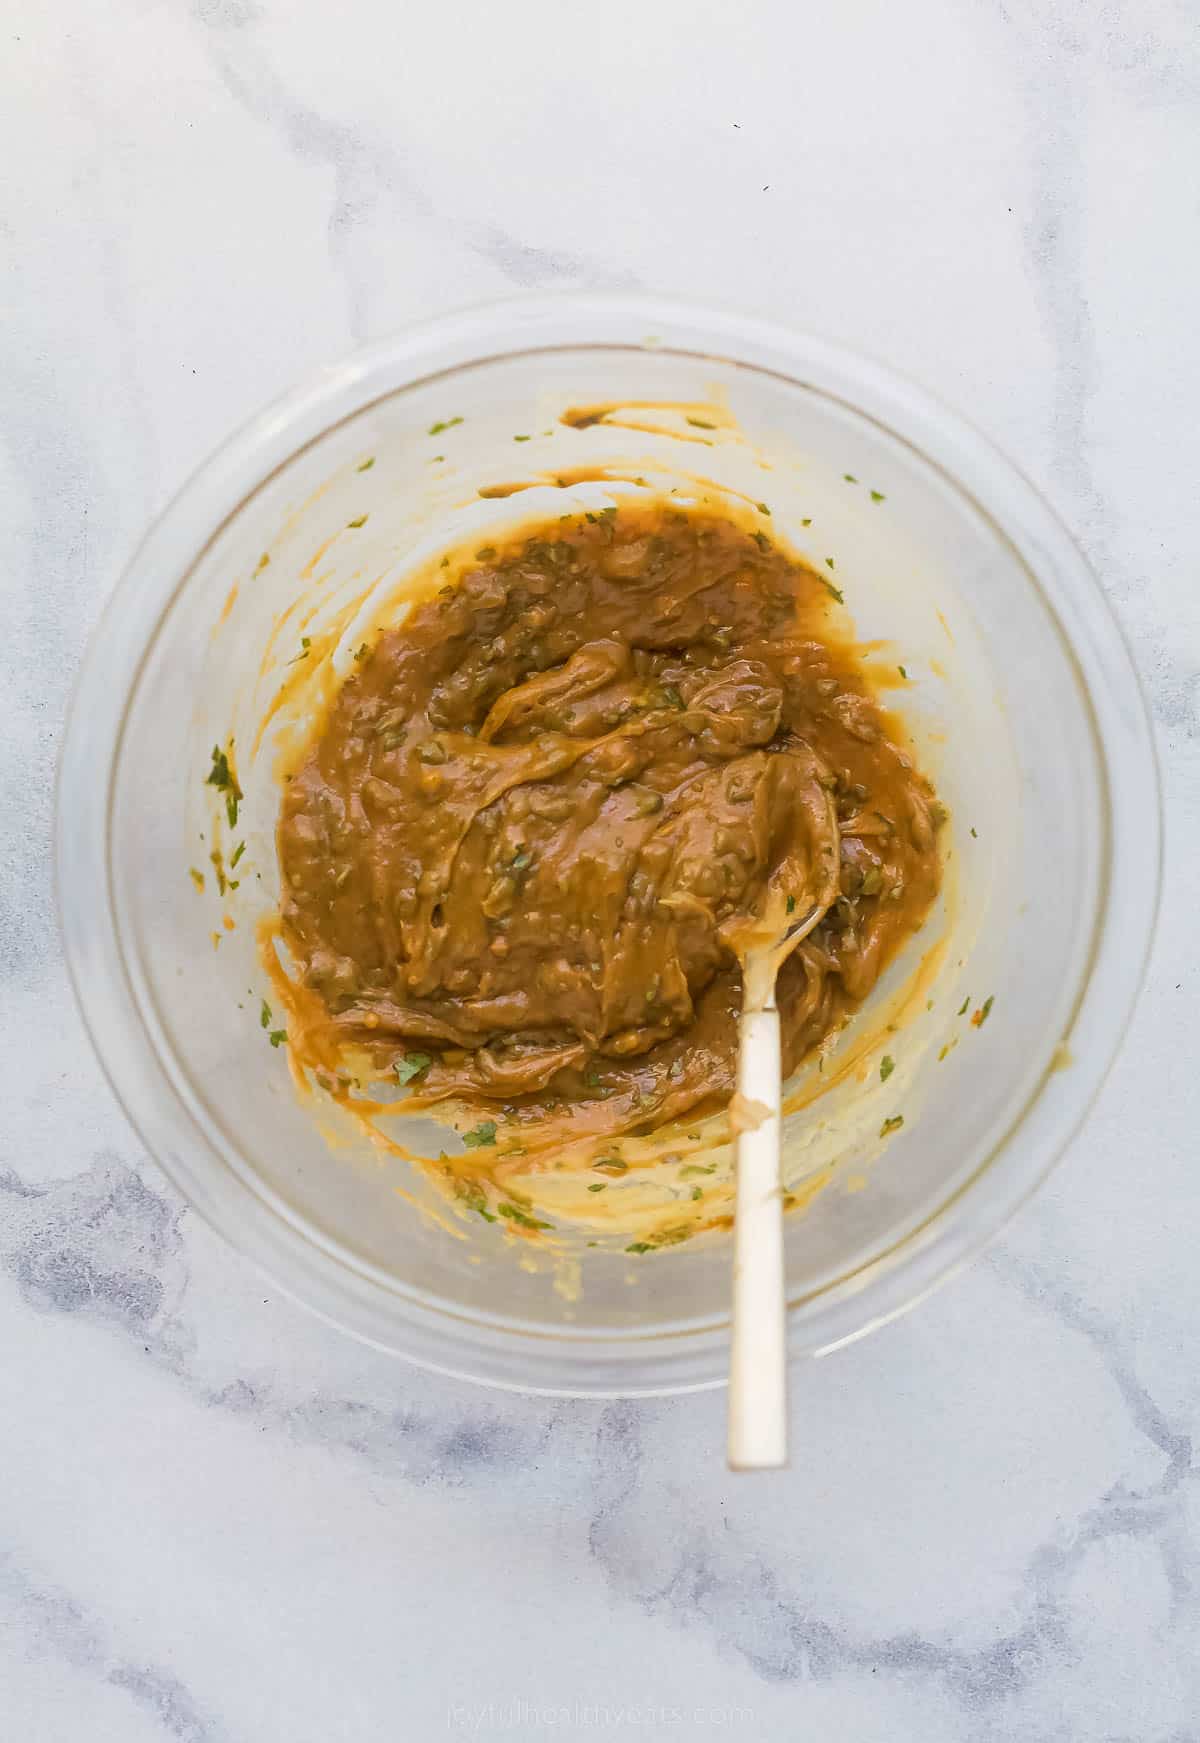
56,291,1162,1396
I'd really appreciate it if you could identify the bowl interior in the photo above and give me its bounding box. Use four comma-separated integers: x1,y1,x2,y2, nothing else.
93,335,1107,1388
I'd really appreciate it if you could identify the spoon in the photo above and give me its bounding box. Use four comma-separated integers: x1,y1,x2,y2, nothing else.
726,760,840,1470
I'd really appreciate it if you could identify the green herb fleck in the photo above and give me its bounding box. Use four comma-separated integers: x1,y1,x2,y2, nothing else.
870,489,886,503
498,1202,553,1231
686,417,716,430
626,1241,654,1254
679,1163,716,1180
347,516,368,529
756,502,771,516
188,867,205,891
205,744,242,828
594,1158,627,1176
972,995,995,1028
395,1053,432,1086
512,434,532,442
958,995,970,1016
821,578,845,604
801,516,812,527
751,530,771,553
255,552,270,573
880,1054,895,1082
259,999,271,1029
587,1182,607,1193
288,636,312,665
453,1179,496,1222
354,643,369,662
691,1185,703,1201
880,1114,904,1137
844,473,858,483
268,1029,286,1048
898,665,908,679
825,555,836,569
357,456,375,472
970,826,978,838
230,841,246,869
510,849,534,873
786,895,797,914
463,1120,498,1149
428,417,463,435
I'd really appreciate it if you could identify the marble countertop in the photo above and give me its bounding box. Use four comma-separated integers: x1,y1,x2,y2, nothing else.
3,2,1198,1737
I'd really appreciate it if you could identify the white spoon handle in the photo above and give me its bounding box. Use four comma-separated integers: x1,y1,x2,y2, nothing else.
727,1004,788,1470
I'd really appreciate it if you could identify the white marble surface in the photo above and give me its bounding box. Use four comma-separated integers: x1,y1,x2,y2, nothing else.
3,1,1199,1737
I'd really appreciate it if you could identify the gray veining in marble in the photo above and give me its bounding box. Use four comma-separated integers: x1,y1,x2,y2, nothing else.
2,1,1199,1737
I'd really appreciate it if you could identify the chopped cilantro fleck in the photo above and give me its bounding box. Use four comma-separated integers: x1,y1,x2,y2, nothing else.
957,996,970,1016
268,1029,286,1048
513,434,531,442
970,826,978,838
626,1241,654,1254
821,578,845,604
587,1183,607,1193
679,1163,716,1180
260,999,271,1029
751,530,771,553
205,744,242,828
395,1053,432,1085
870,490,886,503
786,895,797,915
756,502,771,516
898,665,908,679
230,840,246,869
357,456,375,472
880,1054,895,1082
686,417,716,430
428,417,463,435
347,516,368,529
880,1114,904,1137
801,516,812,526
971,996,995,1028
354,643,369,661
844,473,858,483
498,1202,552,1231
463,1120,497,1148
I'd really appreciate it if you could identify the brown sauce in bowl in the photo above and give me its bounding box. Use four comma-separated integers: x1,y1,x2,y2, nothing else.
276,505,942,1165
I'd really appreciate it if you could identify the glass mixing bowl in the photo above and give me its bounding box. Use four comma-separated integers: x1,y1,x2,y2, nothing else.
56,294,1160,1395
